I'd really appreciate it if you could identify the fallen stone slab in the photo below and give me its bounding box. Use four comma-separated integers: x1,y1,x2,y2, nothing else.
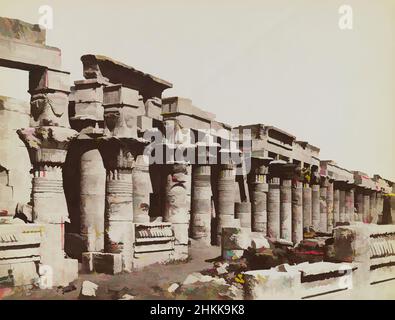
80,280,98,297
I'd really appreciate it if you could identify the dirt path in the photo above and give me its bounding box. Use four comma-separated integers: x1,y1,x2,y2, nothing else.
4,241,221,300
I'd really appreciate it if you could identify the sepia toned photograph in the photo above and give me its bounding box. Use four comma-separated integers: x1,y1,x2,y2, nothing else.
0,0,394,305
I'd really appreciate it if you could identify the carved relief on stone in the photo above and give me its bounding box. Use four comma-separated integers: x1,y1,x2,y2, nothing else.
30,92,69,127
17,126,78,165
103,106,140,138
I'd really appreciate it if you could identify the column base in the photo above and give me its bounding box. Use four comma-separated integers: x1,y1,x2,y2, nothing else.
81,252,123,275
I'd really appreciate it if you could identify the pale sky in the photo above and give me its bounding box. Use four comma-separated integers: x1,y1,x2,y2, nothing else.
1,0,394,181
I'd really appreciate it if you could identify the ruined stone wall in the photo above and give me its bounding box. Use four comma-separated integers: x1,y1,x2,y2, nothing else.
0,96,31,214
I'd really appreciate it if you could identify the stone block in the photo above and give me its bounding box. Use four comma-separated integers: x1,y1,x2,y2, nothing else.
74,102,104,121
82,252,123,275
173,244,189,261
133,251,173,269
103,84,144,108
0,36,61,70
137,115,153,131
0,17,45,45
74,80,104,102
29,68,70,93
0,261,39,286
244,269,301,299
172,223,189,245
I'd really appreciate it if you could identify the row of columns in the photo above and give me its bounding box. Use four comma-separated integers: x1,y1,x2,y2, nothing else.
190,159,390,246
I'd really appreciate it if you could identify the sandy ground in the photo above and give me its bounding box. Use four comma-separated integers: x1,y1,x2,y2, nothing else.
3,241,222,300
2,240,395,300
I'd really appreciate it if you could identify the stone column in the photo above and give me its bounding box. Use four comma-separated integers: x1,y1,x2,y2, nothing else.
91,83,148,273
17,67,79,286
80,147,105,252
363,190,371,223
311,183,321,232
326,180,334,232
320,178,328,233
99,140,137,273
376,192,384,218
250,159,270,234
251,178,268,234
355,188,364,222
302,183,312,232
191,164,212,244
280,178,292,241
164,162,191,259
216,164,236,245
345,186,354,222
235,202,251,231
339,188,346,223
132,155,152,223
333,187,340,226
267,177,280,238
292,180,303,244
370,191,377,223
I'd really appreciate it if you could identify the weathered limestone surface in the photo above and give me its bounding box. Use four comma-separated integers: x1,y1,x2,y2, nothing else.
0,17,46,45
267,177,280,238
80,148,105,252
0,96,31,214
292,181,303,244
311,184,320,231
0,36,61,70
280,179,292,241
191,165,212,244
216,164,236,244
164,163,191,259
302,184,312,231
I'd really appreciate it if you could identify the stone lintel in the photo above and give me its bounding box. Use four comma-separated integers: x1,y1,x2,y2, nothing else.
162,96,216,122
0,36,61,70
103,84,144,109
29,68,70,94
269,161,297,179
81,54,172,99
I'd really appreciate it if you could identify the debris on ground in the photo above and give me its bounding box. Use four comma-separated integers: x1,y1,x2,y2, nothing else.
80,280,98,298
167,283,180,293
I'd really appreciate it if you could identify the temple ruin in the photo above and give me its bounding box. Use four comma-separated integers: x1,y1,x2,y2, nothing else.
0,17,394,298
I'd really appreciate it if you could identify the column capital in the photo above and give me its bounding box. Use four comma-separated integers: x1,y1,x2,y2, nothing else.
17,126,78,166
98,136,148,171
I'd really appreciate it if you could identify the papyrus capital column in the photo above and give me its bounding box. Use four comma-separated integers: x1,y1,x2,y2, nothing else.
98,137,147,272
249,157,271,235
